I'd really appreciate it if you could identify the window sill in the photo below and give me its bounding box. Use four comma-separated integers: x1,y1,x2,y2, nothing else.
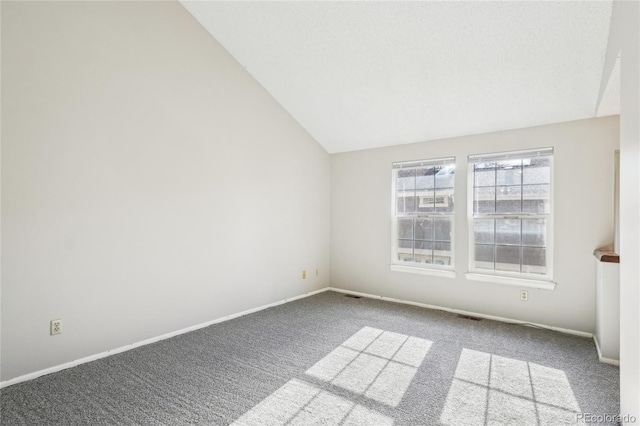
390,264,456,278
465,273,556,290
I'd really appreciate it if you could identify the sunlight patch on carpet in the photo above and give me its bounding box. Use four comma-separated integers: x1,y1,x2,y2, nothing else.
440,348,584,425
231,379,392,426
306,326,433,407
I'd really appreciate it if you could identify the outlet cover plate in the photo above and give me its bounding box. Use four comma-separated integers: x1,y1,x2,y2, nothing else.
50,319,63,335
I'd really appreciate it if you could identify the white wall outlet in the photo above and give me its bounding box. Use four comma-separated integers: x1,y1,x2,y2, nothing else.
302,270,306,279
520,290,528,301
315,268,319,277
50,319,63,335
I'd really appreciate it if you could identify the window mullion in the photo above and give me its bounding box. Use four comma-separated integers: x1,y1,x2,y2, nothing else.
494,164,497,215
520,159,524,213
413,170,417,263
412,216,416,263
520,218,523,273
493,218,497,271
519,160,524,274
474,214,548,219
431,214,436,265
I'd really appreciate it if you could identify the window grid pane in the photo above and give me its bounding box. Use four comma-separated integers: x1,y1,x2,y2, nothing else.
471,217,548,275
394,159,455,268
396,216,453,266
473,156,551,217
470,152,551,277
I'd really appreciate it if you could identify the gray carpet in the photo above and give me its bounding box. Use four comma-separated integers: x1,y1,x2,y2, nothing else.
0,291,619,425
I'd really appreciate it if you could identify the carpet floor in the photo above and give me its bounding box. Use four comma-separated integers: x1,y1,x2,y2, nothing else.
0,291,619,425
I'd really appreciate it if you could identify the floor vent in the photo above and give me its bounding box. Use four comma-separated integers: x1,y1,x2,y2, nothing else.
344,294,362,299
457,314,482,321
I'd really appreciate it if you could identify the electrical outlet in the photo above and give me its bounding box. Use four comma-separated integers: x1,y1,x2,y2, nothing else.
302,270,306,279
50,319,63,335
315,268,319,277
520,290,528,301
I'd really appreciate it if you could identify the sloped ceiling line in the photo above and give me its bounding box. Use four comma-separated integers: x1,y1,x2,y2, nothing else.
596,0,623,117
181,1,619,153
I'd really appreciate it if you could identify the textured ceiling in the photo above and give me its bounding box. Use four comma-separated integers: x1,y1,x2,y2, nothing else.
181,1,617,154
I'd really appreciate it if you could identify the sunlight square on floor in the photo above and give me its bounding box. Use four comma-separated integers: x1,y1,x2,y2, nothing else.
230,379,392,426
305,326,433,407
440,348,584,426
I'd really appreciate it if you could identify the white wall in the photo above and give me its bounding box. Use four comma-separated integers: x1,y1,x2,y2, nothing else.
1,1,330,382
614,0,640,420
331,117,619,333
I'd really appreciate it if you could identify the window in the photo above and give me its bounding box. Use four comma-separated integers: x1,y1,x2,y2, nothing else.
468,148,553,284
391,157,455,275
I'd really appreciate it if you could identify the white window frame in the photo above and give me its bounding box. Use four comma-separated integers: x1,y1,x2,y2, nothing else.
466,148,555,289
390,157,456,278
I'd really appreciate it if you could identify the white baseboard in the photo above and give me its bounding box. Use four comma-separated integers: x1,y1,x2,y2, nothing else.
0,288,328,389
327,287,594,338
1,286,602,389
593,335,620,366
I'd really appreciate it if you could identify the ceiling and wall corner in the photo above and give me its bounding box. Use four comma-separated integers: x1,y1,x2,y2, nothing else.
595,0,622,118
180,0,618,154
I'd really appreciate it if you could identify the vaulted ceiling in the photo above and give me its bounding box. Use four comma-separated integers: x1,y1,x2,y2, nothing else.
181,1,620,154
